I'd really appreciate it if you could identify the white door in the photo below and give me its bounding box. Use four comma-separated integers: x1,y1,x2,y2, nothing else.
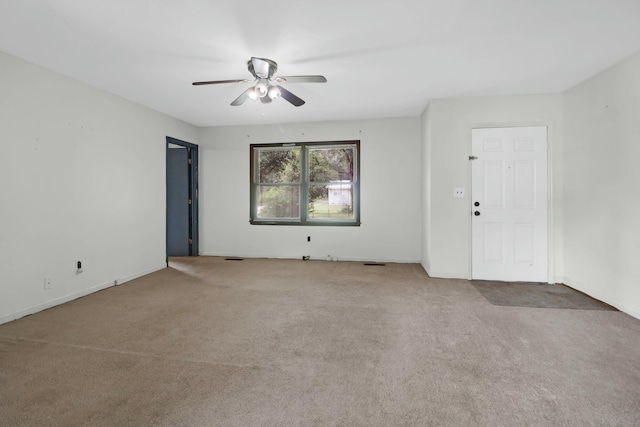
471,127,548,282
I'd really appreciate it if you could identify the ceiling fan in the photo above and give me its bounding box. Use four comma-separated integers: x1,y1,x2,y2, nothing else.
193,57,327,107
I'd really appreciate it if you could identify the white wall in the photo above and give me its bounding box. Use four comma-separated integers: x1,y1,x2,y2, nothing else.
0,51,198,323
562,52,640,318
198,118,422,263
421,94,564,280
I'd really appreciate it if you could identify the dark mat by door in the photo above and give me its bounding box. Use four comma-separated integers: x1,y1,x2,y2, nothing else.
470,281,617,310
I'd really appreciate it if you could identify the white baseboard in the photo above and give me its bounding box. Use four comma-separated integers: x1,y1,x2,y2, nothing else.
117,264,166,285
0,264,166,325
423,269,468,280
558,276,640,320
199,252,421,263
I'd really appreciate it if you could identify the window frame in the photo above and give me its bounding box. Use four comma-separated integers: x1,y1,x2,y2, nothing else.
250,140,360,226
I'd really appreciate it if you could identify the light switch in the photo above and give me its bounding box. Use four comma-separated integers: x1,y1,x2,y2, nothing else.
453,187,465,198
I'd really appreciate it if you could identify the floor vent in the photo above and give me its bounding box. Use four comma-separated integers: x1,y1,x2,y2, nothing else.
225,258,244,261
364,263,386,266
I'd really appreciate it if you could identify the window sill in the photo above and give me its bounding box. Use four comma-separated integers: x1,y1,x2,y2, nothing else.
250,220,361,227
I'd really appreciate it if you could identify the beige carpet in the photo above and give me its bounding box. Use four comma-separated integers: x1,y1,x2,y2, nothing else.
1,257,639,426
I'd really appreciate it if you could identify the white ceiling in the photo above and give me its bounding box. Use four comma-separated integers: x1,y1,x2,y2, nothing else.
1,0,639,127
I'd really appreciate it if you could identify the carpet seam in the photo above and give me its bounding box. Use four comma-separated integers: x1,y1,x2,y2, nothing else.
0,333,263,370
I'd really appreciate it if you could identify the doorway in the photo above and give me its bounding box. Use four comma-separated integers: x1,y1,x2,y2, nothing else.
166,137,198,260
471,126,547,282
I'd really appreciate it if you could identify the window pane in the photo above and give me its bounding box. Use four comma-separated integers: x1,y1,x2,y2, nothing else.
257,148,300,183
308,184,354,220
250,141,359,225
308,146,354,182
257,185,300,219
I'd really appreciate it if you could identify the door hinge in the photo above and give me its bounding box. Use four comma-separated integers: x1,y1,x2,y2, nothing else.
188,239,193,245
469,156,478,160
188,199,192,205
188,158,192,165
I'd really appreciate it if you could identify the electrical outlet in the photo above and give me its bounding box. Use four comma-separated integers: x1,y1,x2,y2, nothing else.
453,187,465,198
44,277,52,290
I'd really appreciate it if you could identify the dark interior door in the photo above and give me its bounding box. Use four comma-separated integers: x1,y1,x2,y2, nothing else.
167,147,190,256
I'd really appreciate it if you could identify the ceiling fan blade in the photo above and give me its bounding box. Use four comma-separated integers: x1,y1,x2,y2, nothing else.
193,79,251,86
277,85,305,107
230,87,254,106
275,75,327,83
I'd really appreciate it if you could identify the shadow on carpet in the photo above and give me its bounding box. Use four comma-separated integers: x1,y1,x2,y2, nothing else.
470,281,617,310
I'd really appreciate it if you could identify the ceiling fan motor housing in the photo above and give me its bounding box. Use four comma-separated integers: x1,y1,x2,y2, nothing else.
248,57,277,79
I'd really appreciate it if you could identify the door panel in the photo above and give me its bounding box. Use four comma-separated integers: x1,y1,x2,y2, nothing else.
514,161,535,208
483,161,504,208
167,147,190,256
471,126,548,282
514,223,535,263
483,222,504,262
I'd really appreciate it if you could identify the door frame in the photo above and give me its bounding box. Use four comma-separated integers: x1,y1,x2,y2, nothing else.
166,136,199,262
467,123,555,284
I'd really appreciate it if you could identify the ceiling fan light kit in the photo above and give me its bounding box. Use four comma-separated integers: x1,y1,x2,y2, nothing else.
267,86,281,100
193,57,326,107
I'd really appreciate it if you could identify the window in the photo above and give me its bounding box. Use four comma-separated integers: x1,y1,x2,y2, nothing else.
250,141,360,226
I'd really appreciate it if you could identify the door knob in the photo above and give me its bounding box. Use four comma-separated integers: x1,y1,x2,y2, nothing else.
474,211,480,216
